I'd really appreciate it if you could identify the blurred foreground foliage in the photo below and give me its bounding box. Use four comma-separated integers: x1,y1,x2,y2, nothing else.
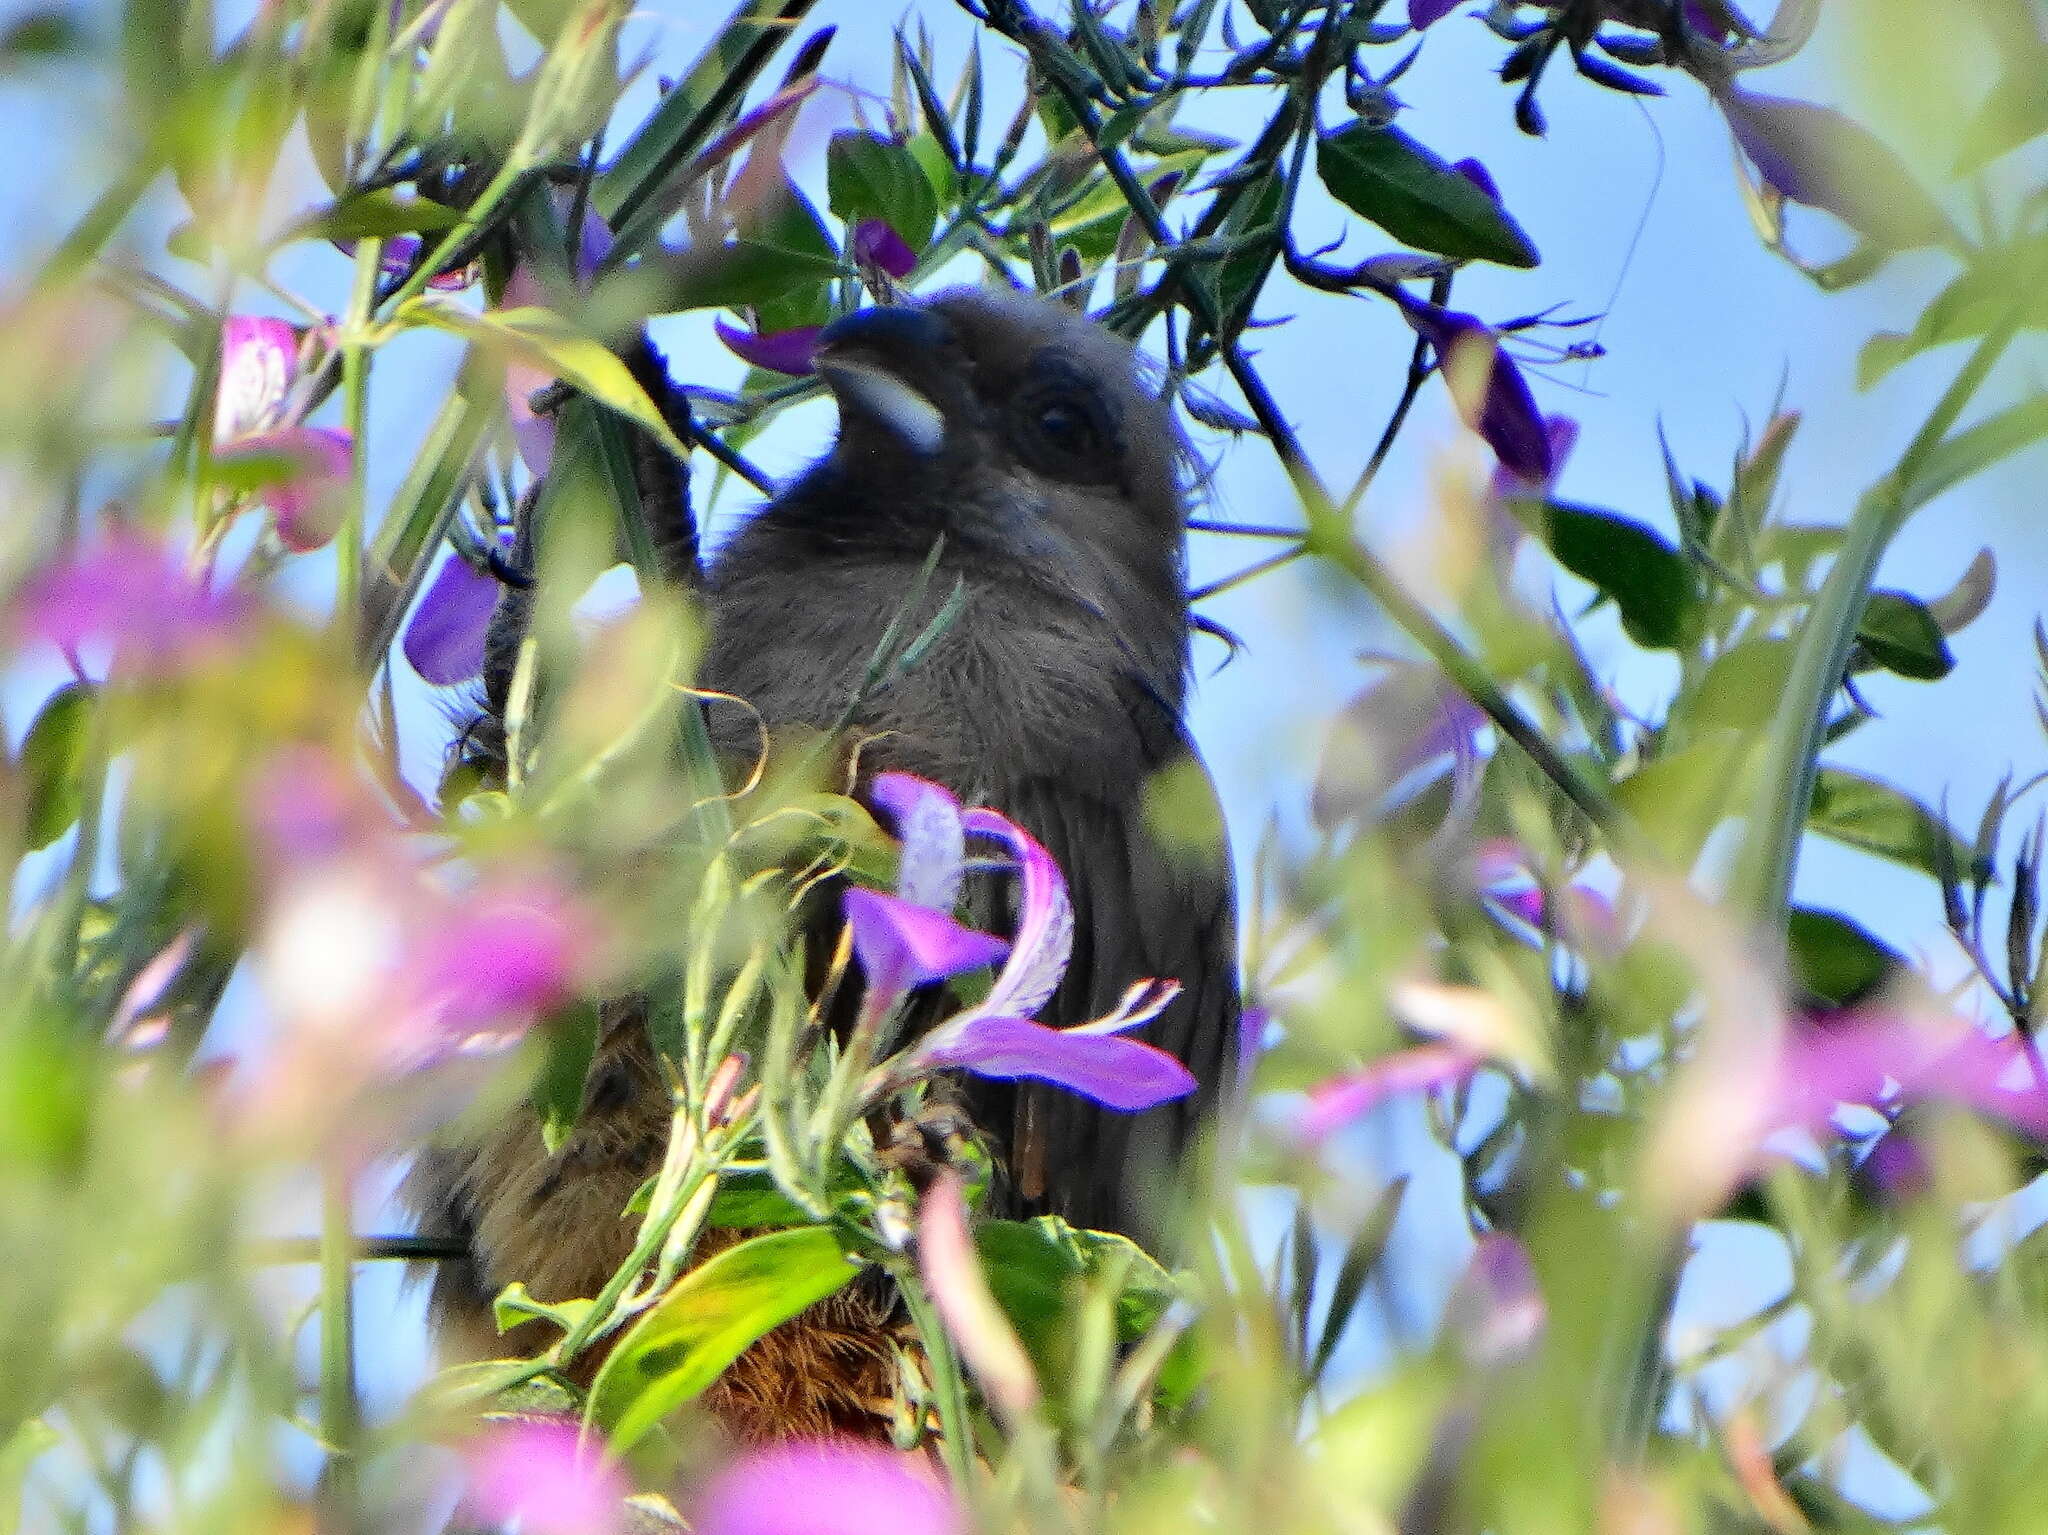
2,0,2048,1530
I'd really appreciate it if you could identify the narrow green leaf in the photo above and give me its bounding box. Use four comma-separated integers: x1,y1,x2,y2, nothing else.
1855,590,1953,681
588,1226,860,1450
1808,767,1978,883
825,130,938,248
1316,122,1539,268
1856,235,2048,388
295,189,462,245
1513,500,1701,650
1900,394,2048,515
530,1002,600,1155
397,299,691,462
20,682,96,851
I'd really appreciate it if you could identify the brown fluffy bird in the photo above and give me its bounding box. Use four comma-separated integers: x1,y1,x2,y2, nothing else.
409,285,1239,1437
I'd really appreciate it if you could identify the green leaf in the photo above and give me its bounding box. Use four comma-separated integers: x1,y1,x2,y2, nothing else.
1856,235,2048,388
1512,500,1701,650
1900,395,2048,516
397,300,692,462
1204,169,1285,341
1675,638,1794,734
825,130,938,249
530,1002,599,1156
1807,768,1978,884
491,1282,595,1339
975,1216,1200,1409
19,682,96,851
1787,906,1900,1007
1316,123,1539,268
295,189,462,245
1855,590,1953,681
655,238,839,313
1612,734,1754,868
588,1226,860,1451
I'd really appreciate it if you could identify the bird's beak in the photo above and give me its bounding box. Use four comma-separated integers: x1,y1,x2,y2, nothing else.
814,307,950,456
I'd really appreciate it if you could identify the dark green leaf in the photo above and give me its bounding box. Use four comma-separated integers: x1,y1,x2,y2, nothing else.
589,1226,861,1451
1203,170,1285,341
1808,767,1979,883
1787,906,1901,1008
1,9,84,57
1855,590,1953,681
20,682,95,851
1512,499,1701,650
825,130,938,248
1317,123,1539,268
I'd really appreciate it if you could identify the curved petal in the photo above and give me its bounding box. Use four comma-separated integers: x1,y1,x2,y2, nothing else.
869,772,965,912
404,552,500,686
843,887,1008,997
960,806,1073,1021
914,1014,1197,1112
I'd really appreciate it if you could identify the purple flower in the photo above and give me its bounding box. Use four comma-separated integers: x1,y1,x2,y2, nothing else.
1444,1232,1545,1368
1409,0,1459,26
403,549,502,685
1714,87,1950,250
214,315,299,442
1489,414,1577,500
1451,157,1499,201
217,426,354,551
462,1418,622,1535
1472,838,1618,946
695,1438,960,1535
870,770,965,912
714,317,823,376
918,1171,1038,1425
911,985,1194,1112
852,774,1196,1113
1394,296,1554,482
851,218,919,280
499,197,619,476
1295,1043,1480,1144
12,528,249,675
334,233,477,291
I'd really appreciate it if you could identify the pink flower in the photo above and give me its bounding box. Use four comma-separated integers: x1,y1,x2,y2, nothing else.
214,316,299,442
463,1419,623,1535
694,1439,959,1535
1295,1043,1481,1144
11,527,250,676
217,425,355,551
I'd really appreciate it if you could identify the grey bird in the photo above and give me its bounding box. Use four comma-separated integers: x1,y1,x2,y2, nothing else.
410,285,1239,1435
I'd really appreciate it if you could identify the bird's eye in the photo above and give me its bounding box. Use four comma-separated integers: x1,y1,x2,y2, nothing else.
1034,400,1097,455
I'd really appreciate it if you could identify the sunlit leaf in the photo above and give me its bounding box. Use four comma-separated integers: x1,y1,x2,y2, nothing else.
1808,767,1979,884
589,1226,861,1451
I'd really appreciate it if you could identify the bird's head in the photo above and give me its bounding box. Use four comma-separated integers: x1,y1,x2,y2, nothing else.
805,287,1192,596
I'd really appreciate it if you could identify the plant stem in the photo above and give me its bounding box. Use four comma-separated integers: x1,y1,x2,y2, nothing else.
318,1163,361,1533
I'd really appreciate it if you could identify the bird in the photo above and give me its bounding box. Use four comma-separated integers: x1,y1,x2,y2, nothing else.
407,284,1240,1441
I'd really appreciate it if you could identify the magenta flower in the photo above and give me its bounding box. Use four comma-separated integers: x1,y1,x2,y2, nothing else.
694,1439,960,1535
12,528,249,676
844,886,1010,999
214,315,299,442
396,876,586,1061
1294,1043,1481,1144
851,218,919,280
1772,1013,2048,1145
855,773,1197,1114
917,1170,1039,1424
462,1418,623,1535
1472,839,1618,946
1409,0,1459,26
403,549,503,685
217,425,355,551
714,317,823,376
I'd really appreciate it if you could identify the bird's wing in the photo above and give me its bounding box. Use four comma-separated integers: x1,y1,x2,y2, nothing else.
962,694,1239,1246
